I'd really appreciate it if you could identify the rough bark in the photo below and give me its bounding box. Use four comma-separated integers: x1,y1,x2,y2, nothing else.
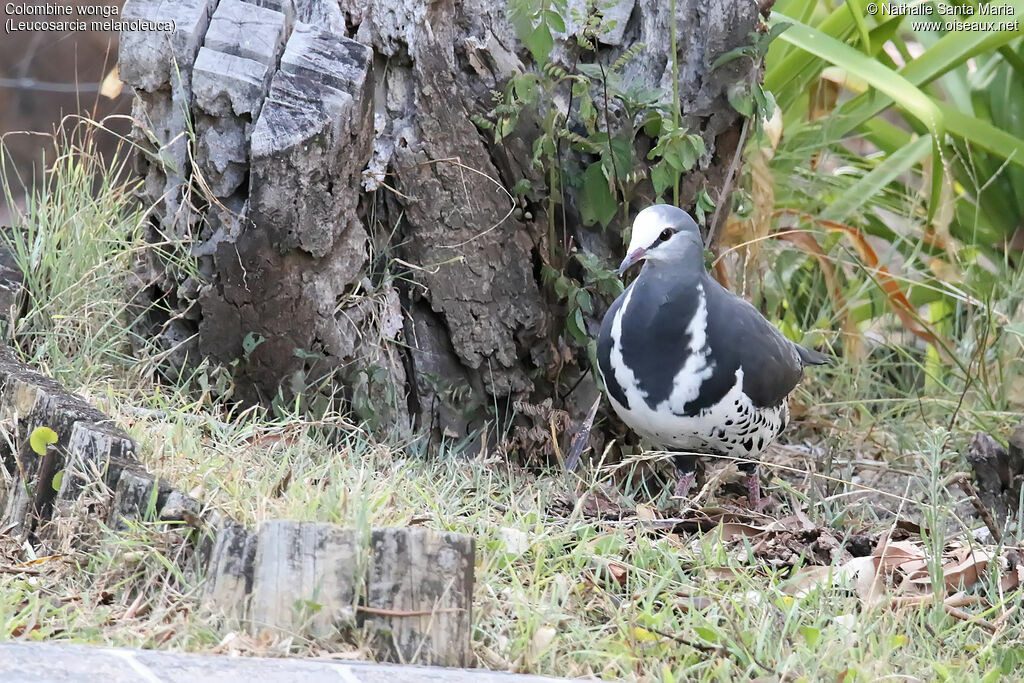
118,0,761,444
967,425,1024,533
365,528,475,666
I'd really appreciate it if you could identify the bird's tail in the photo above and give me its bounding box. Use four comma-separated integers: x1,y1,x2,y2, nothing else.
796,344,832,366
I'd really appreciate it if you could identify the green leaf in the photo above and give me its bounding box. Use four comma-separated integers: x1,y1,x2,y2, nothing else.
753,84,776,122
845,0,870,54
553,274,573,300
1005,321,1024,339
242,331,266,359
800,625,821,648
497,115,517,141
621,83,666,107
650,160,676,198
937,102,1024,170
762,19,794,51
693,626,720,644
566,307,587,344
1000,647,1024,675
772,14,943,139
579,93,597,130
697,190,716,212
524,22,554,64
30,426,58,456
819,134,933,223
580,162,618,227
658,134,703,172
51,469,64,492
771,13,946,217
513,73,540,105
543,9,565,33
766,5,862,99
540,263,560,285
825,10,1024,140
576,288,593,315
575,63,605,80
511,178,533,196
727,82,753,117
711,45,754,70
507,0,534,36
605,134,635,182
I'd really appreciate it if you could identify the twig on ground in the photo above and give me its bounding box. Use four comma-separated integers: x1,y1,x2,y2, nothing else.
943,604,996,633
993,604,1018,630
646,626,722,654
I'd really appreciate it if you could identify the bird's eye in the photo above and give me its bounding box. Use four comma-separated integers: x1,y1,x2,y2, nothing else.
658,228,673,242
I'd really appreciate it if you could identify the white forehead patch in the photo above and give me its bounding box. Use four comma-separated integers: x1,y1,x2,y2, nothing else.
627,206,672,254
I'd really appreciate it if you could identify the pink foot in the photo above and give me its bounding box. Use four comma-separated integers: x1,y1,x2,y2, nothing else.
674,471,697,500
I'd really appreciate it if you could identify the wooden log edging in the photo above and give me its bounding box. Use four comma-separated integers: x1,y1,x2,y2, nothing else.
0,347,475,667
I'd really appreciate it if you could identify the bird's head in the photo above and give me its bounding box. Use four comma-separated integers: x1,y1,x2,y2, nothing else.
617,205,703,276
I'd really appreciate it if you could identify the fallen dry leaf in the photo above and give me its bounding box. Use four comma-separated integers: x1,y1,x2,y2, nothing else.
629,626,660,643
671,595,714,613
703,566,755,582
528,626,557,661
845,556,885,607
872,537,926,573
498,527,530,556
635,504,658,521
99,66,123,99
718,522,771,541
603,560,628,587
781,566,835,597
780,556,881,604
11,554,65,568
571,485,630,520
906,546,993,593
1000,561,1024,592
942,547,993,591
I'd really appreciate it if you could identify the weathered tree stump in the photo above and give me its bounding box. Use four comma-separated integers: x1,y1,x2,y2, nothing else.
365,527,475,667
107,468,175,531
0,348,477,666
0,347,137,532
117,0,761,445
201,514,259,616
248,521,361,640
967,423,1024,535
201,520,476,666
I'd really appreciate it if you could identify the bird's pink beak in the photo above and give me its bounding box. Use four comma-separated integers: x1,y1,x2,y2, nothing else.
617,248,647,276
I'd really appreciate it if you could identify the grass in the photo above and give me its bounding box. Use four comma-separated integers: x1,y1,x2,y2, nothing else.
0,121,1022,680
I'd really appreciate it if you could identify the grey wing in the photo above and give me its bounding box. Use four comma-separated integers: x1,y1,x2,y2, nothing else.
704,281,805,409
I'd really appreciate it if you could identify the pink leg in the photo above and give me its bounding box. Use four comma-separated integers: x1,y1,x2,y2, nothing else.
673,470,696,500
745,469,770,512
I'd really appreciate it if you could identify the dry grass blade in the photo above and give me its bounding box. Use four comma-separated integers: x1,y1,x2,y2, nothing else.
565,395,601,472
772,227,861,358
774,210,948,351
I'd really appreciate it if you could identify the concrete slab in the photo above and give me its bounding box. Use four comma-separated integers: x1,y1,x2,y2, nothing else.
0,642,562,683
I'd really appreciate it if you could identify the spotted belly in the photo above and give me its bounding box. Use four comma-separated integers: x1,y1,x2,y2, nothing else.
608,366,789,459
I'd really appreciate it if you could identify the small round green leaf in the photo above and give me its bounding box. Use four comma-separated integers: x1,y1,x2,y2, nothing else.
30,426,58,456
51,469,65,492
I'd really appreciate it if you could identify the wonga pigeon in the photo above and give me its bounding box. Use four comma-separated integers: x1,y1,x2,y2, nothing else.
596,205,829,509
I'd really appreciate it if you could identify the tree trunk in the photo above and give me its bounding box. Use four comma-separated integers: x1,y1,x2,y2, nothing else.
119,0,761,446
